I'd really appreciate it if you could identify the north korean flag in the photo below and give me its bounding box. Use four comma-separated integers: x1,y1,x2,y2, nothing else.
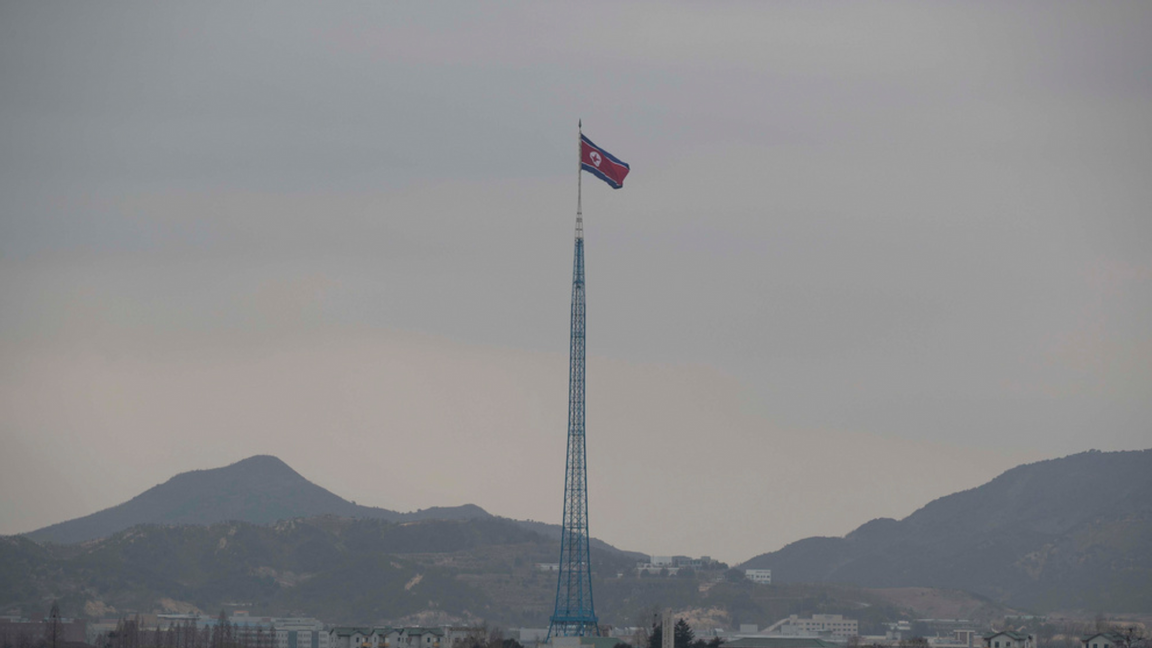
580,134,630,189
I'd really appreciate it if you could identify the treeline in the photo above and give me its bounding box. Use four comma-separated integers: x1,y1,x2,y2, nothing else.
0,626,66,648
628,618,723,648
99,614,277,648
0,603,69,648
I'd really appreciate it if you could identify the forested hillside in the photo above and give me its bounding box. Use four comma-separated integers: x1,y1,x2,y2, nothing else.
741,449,1152,612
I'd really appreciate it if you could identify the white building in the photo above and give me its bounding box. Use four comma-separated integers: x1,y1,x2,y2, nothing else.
636,558,680,575
1082,634,1128,648
983,632,1034,648
329,628,375,648
275,619,328,648
398,628,444,648
744,569,772,585
765,615,858,639
516,629,549,646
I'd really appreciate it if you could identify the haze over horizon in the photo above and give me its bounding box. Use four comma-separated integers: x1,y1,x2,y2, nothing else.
2,2,1150,564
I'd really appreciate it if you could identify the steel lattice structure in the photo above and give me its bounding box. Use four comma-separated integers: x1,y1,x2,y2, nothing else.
547,210,599,640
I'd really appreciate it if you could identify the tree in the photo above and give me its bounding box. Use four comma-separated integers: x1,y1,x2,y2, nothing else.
632,610,659,648
46,602,63,648
458,624,488,648
648,621,663,648
1119,628,1149,648
648,619,698,648
675,620,694,648
213,611,232,648
114,616,142,648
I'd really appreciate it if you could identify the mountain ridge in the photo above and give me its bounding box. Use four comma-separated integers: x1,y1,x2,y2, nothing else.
25,455,491,545
8,449,1152,619
21,449,1152,613
739,448,1152,612
3,515,986,628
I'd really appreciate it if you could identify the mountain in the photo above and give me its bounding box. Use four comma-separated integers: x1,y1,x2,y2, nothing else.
4,516,536,624
1,516,642,626
513,519,647,562
1,515,1003,629
8,456,657,625
739,449,1152,612
19,450,1152,619
26,456,489,544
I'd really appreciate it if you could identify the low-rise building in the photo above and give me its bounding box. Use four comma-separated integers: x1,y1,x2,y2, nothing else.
635,561,680,576
953,630,980,647
275,618,328,648
983,631,1034,648
330,627,386,648
398,628,443,648
1082,634,1129,648
765,615,858,639
744,569,772,585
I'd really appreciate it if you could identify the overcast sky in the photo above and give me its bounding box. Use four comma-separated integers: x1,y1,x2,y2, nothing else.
1,2,1150,563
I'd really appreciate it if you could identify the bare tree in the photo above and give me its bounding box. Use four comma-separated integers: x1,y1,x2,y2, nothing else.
1120,628,1149,648
458,626,488,648
46,602,63,648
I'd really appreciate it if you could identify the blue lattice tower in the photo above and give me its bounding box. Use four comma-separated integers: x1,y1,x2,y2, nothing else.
548,208,599,639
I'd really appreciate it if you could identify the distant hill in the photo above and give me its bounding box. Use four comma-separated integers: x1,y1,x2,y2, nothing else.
18,451,1152,619
3,516,540,624
26,455,490,544
2,515,1001,629
513,519,648,562
1,516,647,626
739,449,1152,612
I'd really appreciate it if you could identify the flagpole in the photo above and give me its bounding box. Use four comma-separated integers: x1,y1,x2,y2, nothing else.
576,119,583,240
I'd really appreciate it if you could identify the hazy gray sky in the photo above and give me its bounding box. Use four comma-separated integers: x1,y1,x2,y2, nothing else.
1,2,1149,563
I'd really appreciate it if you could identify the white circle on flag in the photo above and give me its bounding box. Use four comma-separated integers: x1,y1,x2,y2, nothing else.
590,151,602,167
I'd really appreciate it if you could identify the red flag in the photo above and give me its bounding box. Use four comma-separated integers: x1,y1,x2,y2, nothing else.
580,134,630,189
